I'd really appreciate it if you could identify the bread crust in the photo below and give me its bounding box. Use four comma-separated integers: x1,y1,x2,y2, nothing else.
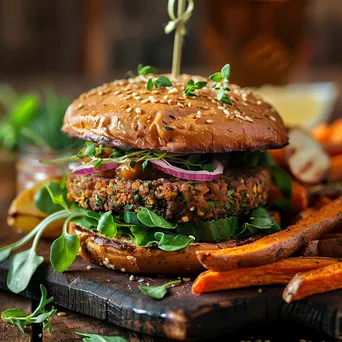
62,74,288,153
72,225,264,275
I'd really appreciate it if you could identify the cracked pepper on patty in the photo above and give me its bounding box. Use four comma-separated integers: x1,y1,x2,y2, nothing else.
67,166,270,223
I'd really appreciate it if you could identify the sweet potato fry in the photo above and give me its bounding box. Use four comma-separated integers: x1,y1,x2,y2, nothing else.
197,197,342,271
301,238,342,258
330,118,342,144
314,196,332,209
268,181,308,212
312,123,330,143
327,154,342,182
282,262,342,303
192,257,339,294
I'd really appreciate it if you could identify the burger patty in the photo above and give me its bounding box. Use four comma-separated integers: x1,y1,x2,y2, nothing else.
67,167,270,223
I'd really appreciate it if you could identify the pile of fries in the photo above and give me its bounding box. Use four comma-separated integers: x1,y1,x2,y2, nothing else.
192,119,342,303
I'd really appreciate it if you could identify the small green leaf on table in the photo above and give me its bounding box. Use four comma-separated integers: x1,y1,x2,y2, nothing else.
138,280,182,299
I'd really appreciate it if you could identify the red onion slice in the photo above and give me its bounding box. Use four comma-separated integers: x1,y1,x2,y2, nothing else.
151,160,224,181
72,162,120,175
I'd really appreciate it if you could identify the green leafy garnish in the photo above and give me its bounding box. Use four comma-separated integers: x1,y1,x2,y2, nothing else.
138,280,181,299
137,208,177,229
76,332,128,342
127,63,157,78
177,216,238,242
147,232,195,251
239,207,281,236
146,76,173,90
183,79,207,97
34,180,68,215
209,64,232,105
97,211,117,238
1,284,56,334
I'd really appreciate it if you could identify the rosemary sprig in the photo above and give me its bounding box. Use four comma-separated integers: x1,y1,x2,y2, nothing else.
209,64,232,105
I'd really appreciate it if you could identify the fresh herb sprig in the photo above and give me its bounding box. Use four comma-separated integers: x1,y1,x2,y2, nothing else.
209,64,232,105
1,284,56,334
183,79,207,97
147,76,173,90
128,63,157,78
138,280,182,299
76,332,128,342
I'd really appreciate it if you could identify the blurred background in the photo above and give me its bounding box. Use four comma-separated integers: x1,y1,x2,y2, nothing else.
0,0,342,196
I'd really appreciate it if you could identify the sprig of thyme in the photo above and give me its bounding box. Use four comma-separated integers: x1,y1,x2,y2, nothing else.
146,76,173,90
127,64,157,78
209,64,232,105
183,79,207,97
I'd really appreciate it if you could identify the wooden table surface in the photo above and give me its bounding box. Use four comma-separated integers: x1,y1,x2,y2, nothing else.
0,69,341,341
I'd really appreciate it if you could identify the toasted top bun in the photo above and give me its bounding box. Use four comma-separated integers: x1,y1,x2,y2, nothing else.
62,74,288,153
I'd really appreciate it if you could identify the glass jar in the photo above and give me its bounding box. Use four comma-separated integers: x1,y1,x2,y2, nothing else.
16,145,75,194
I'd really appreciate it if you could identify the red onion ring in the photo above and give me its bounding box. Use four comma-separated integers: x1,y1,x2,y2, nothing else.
72,162,120,175
151,160,224,181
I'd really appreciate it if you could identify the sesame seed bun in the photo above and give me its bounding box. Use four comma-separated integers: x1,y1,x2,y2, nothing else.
62,74,288,153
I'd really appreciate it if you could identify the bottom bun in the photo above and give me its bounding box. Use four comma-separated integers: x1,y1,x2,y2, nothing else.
71,224,263,275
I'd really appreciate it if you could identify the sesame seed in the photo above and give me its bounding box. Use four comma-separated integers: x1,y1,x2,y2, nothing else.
202,105,209,110
177,102,184,108
195,114,201,119
86,265,92,270
190,206,195,211
123,95,132,100
229,114,235,120
98,91,103,96
257,100,262,105
168,87,178,94
135,107,142,114
167,99,173,105
132,92,138,96
205,119,213,124
113,90,121,95
218,106,225,110
160,99,167,104
133,96,141,100
152,90,160,94
223,109,230,115
121,268,126,273
57,312,68,317
138,278,145,283
126,107,132,113
236,114,246,121
141,98,149,104
234,110,240,115
211,99,217,104
269,115,277,122
187,102,192,107
163,95,169,99
182,277,191,281
197,111,201,115
245,116,254,122
127,255,136,261
77,103,84,109
129,275,136,281
242,102,248,106
148,96,155,103
104,257,109,263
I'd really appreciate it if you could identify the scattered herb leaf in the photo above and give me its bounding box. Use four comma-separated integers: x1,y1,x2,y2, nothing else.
138,280,181,299
76,332,128,342
183,79,207,97
1,285,56,334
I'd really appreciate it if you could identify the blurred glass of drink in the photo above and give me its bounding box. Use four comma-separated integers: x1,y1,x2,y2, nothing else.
202,0,308,87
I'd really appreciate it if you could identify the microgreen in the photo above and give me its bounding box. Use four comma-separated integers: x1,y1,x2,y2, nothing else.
183,79,207,97
138,280,182,299
1,284,56,334
209,64,232,105
97,211,118,238
76,332,128,342
146,232,195,251
146,76,173,90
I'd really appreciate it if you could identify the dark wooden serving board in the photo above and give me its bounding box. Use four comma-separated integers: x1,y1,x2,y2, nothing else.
0,234,341,341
